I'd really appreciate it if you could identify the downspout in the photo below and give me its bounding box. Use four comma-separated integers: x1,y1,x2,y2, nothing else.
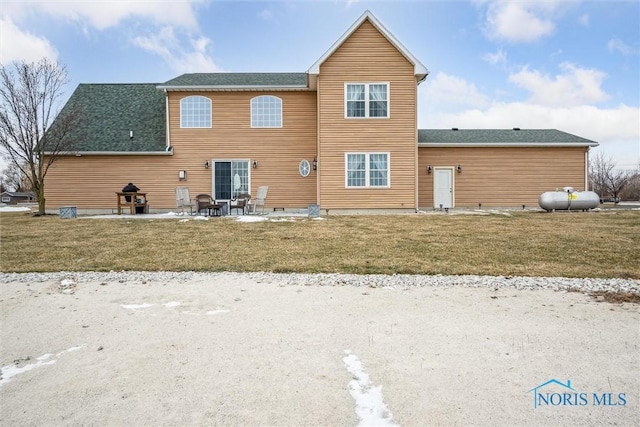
585,147,589,191
164,89,171,150
414,81,419,212
316,77,321,207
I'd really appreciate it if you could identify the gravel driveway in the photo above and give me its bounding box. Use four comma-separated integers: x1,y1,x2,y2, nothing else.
1,272,638,426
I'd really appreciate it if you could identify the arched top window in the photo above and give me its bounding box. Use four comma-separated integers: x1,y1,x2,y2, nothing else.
180,95,211,128
251,95,282,128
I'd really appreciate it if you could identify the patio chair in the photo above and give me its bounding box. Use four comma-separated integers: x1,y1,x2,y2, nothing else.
175,187,195,215
230,193,251,215
254,186,269,213
195,193,220,216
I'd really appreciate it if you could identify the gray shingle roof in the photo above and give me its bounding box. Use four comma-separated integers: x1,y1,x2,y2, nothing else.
158,73,308,88
58,84,167,152
418,129,598,146
1,191,35,198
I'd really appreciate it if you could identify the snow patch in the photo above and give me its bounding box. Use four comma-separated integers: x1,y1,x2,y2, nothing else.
121,303,154,309
1,345,84,386
164,301,181,308
343,350,396,427
206,309,230,315
59,278,77,294
236,216,268,222
0,206,31,212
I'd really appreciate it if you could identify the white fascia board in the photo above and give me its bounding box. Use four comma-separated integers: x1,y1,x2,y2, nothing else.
307,10,429,78
156,85,310,91
418,142,599,148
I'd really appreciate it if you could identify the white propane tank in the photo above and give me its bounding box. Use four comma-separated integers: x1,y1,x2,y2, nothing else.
538,187,600,211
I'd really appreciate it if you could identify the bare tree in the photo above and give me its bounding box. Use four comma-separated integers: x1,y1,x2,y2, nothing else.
0,59,81,215
1,162,31,192
620,164,640,201
589,152,634,203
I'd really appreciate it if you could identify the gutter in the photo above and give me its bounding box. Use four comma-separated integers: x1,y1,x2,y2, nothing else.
50,150,173,156
156,85,310,91
418,142,599,148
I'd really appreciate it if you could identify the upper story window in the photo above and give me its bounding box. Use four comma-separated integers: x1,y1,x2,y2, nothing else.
251,95,282,128
345,83,389,118
345,152,390,188
180,95,211,128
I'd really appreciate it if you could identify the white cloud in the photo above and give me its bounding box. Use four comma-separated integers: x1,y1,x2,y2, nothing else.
508,62,609,107
481,0,567,42
578,13,589,26
433,103,638,142
482,48,507,66
607,39,638,56
3,0,214,73
259,9,274,20
0,17,58,63
430,102,640,169
419,69,639,170
5,0,201,31
133,27,222,74
423,72,490,109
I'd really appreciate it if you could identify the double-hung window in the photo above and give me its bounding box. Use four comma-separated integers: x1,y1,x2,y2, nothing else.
180,95,212,128
345,153,390,188
251,95,282,128
345,83,389,118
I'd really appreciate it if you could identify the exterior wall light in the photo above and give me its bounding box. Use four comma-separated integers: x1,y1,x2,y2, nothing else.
313,157,318,171
427,165,432,173
204,160,210,169
457,164,462,173
179,170,187,180
253,160,258,169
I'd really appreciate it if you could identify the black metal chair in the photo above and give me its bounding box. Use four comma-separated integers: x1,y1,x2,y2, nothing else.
230,193,251,215
195,194,221,216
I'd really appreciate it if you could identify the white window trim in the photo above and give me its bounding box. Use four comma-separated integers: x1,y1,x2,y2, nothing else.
344,152,391,189
211,158,252,201
180,95,212,129
250,95,283,128
299,159,311,177
344,82,390,119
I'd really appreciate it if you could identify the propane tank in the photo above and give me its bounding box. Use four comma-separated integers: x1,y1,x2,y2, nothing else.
538,187,600,211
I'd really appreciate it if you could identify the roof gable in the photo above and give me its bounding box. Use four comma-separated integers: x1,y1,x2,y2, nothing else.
307,10,428,79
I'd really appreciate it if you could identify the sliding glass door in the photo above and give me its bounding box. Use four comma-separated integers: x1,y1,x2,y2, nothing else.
212,160,250,200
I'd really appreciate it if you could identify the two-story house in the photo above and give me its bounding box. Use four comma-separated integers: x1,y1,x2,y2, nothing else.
44,11,597,213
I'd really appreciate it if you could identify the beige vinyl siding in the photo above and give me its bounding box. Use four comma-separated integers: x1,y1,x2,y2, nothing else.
45,91,317,210
418,147,588,208
169,91,317,209
317,20,418,209
45,155,178,210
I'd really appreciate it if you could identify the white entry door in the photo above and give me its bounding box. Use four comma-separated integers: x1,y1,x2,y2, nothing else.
434,168,454,208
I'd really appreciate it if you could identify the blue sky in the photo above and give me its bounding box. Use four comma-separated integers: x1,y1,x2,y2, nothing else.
2,0,639,171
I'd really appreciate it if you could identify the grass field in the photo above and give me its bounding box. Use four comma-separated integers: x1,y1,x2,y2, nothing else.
1,210,638,278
